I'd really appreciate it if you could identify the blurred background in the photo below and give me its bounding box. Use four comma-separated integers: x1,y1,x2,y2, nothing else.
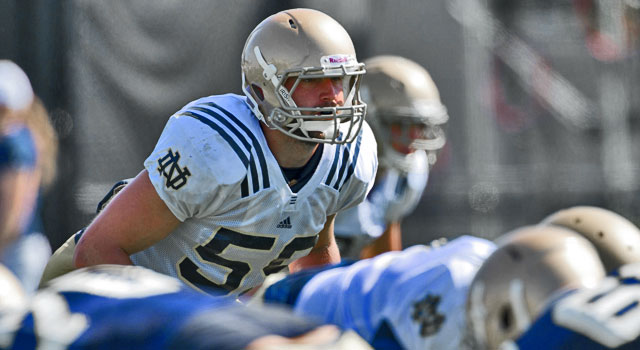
1,0,638,250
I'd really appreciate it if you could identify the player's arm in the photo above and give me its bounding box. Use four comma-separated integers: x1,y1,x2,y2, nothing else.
0,167,39,247
289,214,340,273
73,169,181,267
359,220,403,259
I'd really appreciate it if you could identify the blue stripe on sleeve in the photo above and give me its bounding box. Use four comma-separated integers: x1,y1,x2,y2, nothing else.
203,103,270,190
178,111,249,167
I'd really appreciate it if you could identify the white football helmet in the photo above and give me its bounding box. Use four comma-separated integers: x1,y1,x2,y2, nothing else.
540,206,640,273
360,55,448,172
465,225,606,350
241,8,366,144
0,60,34,111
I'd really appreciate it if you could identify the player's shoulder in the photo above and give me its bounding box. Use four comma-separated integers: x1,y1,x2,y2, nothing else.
332,235,494,286
179,93,255,123
401,235,496,262
172,93,259,138
441,235,497,257
149,93,263,186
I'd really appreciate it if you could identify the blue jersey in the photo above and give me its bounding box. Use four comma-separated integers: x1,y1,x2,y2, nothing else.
508,262,640,350
262,235,496,349
5,265,322,350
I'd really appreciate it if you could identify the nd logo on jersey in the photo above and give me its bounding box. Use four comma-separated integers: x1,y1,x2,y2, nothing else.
157,148,191,190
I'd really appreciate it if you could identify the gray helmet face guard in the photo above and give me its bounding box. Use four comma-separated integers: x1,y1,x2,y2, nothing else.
375,103,448,169
266,62,367,144
245,44,367,144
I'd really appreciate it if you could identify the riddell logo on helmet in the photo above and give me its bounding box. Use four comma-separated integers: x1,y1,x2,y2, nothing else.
329,56,349,63
322,55,355,68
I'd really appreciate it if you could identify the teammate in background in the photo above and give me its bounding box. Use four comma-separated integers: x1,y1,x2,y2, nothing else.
0,60,58,294
7,265,372,350
506,262,640,350
40,8,377,296
334,55,448,259
256,225,607,349
539,205,640,273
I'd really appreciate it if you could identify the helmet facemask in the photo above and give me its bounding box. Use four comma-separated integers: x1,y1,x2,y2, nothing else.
373,101,448,173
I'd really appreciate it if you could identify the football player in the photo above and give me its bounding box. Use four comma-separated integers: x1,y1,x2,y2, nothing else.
334,55,448,259
505,262,640,349
465,225,607,349
5,265,372,349
0,60,58,294
255,234,496,349
256,224,607,349
40,8,378,296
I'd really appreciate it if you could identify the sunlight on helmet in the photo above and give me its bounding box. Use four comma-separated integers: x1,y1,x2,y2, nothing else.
241,9,366,144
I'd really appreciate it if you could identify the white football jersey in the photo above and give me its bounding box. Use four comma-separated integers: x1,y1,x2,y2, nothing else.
293,235,496,349
130,94,377,296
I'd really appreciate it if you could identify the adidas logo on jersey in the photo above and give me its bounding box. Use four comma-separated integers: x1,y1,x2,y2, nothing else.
277,217,292,229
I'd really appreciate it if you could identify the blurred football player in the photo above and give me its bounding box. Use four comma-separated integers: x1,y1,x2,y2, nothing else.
40,8,377,295
334,55,448,259
465,225,606,349
0,60,58,294
5,265,371,350
257,224,608,349
505,261,640,349
255,235,495,349
540,205,640,273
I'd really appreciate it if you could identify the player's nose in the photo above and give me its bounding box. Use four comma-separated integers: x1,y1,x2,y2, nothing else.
318,78,344,105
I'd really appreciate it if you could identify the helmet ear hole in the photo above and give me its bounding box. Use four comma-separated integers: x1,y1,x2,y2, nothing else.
506,247,522,262
251,84,265,101
498,305,515,332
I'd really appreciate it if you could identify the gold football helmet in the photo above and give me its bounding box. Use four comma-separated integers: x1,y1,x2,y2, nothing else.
540,206,640,272
360,55,448,171
466,225,606,349
241,8,366,144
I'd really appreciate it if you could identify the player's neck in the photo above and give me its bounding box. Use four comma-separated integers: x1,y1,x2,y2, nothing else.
260,123,319,168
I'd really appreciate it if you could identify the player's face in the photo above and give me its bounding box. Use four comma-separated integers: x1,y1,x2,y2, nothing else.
283,77,345,142
389,122,427,154
284,77,345,110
